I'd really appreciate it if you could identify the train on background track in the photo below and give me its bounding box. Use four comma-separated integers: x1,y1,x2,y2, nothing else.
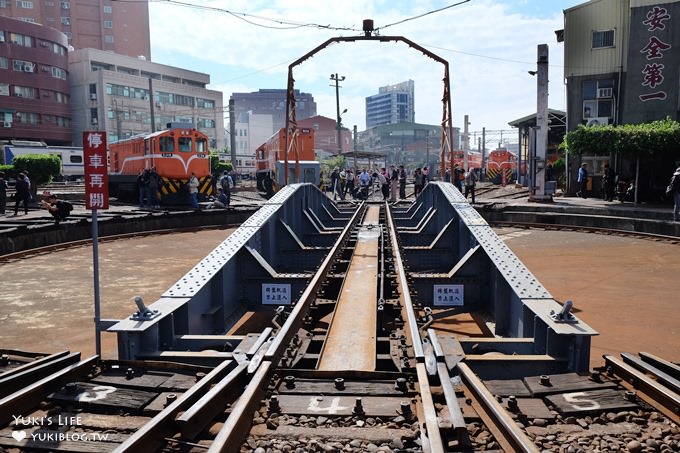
447,148,527,184
108,124,212,204
1,141,84,180
255,127,320,193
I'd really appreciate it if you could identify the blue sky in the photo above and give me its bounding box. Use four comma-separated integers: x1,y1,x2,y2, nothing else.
149,0,586,139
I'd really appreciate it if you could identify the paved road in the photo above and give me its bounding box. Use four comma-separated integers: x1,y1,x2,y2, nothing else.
0,226,677,367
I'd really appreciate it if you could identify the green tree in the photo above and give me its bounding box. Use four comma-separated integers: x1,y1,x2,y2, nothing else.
12,154,61,188
563,118,680,203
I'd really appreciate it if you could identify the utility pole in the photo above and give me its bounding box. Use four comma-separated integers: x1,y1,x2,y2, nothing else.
330,73,345,154
529,44,551,202
463,115,471,171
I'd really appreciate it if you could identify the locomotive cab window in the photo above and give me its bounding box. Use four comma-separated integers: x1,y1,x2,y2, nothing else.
196,137,208,153
159,136,175,152
178,137,192,152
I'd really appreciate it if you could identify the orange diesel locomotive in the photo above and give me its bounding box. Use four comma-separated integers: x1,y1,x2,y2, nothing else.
486,148,521,185
109,124,212,204
255,127,319,192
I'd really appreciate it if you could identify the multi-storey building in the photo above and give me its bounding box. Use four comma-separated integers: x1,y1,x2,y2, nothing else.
562,0,680,198
229,89,317,136
69,48,224,148
298,115,352,155
365,80,415,129
563,0,679,129
0,16,71,144
0,0,150,59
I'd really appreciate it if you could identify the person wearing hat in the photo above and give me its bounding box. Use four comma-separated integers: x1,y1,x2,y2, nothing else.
670,167,680,221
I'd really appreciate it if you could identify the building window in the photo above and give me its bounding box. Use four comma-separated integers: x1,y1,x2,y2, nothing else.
104,35,114,43
55,116,70,127
16,112,39,125
51,67,67,79
103,5,112,13
55,92,68,104
0,83,10,96
60,1,69,9
16,1,33,9
9,32,33,47
14,86,36,98
64,31,71,40
0,0,7,7
0,56,7,69
61,16,71,25
592,29,615,49
582,79,615,122
197,98,215,109
103,20,113,29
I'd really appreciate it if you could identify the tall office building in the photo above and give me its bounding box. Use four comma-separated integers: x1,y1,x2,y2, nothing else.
365,80,415,129
0,0,150,59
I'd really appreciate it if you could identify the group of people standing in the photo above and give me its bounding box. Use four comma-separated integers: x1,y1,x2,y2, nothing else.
327,164,481,204
137,167,162,209
1,170,32,216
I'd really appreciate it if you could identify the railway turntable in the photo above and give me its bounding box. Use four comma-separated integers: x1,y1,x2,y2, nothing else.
1,182,678,453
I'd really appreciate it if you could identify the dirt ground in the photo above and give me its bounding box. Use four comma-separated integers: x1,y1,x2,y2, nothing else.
0,227,677,367
498,227,680,367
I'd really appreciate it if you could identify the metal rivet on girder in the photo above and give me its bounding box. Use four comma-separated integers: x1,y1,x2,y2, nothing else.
334,378,345,390
353,397,364,415
395,377,407,392
284,375,296,389
165,394,177,407
539,375,550,386
125,368,135,379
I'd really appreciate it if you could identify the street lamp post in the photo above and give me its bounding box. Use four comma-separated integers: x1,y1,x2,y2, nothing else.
330,73,345,154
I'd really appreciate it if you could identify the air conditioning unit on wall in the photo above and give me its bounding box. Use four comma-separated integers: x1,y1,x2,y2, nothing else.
2,122,11,128
586,117,609,126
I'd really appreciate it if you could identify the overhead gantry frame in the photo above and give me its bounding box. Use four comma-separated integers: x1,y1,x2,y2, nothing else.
284,26,454,184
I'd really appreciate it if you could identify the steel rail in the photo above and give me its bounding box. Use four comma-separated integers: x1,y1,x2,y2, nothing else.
208,205,365,452
490,220,680,243
385,203,424,360
604,355,680,424
458,362,540,453
0,224,238,262
0,355,98,426
386,204,446,451
640,351,680,380
263,203,364,363
621,352,680,395
114,360,237,452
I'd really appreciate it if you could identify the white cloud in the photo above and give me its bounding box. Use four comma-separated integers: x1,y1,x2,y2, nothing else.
150,0,580,135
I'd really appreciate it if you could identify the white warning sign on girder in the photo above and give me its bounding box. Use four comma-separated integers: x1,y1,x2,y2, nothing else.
262,283,292,305
433,285,464,306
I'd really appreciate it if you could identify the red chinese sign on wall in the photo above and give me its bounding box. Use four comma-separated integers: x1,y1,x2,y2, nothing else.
83,131,109,210
639,6,671,102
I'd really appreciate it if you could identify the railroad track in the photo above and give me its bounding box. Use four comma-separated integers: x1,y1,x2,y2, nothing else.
1,192,678,452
